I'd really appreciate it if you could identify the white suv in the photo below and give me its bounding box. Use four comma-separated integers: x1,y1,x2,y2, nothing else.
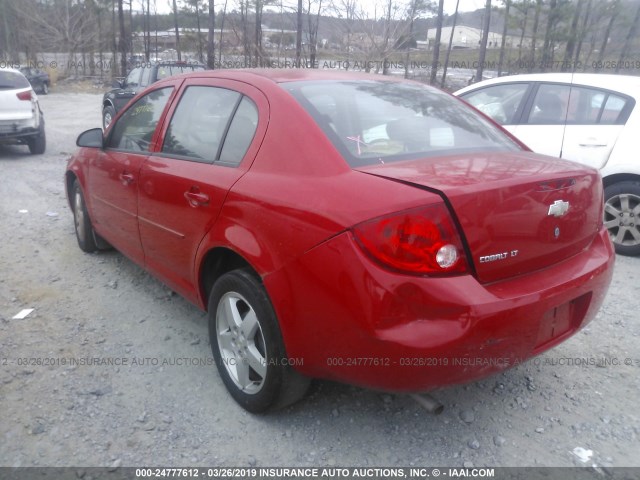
455,73,640,256
0,67,46,154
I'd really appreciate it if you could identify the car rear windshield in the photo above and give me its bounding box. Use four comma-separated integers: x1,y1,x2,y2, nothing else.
0,70,30,90
283,80,521,167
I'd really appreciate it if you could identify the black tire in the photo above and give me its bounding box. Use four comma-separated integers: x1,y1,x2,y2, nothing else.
27,125,46,154
103,105,116,130
71,179,113,253
208,269,310,413
41,82,49,95
604,181,640,256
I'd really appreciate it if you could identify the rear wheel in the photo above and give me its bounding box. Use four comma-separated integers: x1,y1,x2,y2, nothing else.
27,125,46,154
604,181,640,256
41,82,49,95
208,269,310,413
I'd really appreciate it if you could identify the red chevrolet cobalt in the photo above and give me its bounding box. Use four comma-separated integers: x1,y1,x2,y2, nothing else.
66,70,614,412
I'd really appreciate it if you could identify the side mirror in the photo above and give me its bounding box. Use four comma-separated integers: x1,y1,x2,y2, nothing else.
112,79,124,89
76,128,104,148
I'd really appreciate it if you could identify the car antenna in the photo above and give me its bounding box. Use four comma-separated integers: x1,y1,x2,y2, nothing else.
559,65,577,159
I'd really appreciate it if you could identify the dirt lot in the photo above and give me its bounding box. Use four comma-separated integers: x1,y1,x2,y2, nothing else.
1,89,639,470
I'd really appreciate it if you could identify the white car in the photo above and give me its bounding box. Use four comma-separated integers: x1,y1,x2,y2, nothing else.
0,67,46,155
455,73,640,256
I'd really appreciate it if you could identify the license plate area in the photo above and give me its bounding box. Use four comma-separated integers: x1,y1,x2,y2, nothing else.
534,293,592,351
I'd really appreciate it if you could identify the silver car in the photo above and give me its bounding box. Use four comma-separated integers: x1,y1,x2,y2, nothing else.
0,67,46,154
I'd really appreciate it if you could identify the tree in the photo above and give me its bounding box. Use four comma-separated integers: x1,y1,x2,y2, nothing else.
208,0,215,67
440,0,459,85
307,0,323,66
172,0,182,61
429,0,444,85
405,0,431,79
476,0,492,82
119,0,127,75
497,0,510,75
616,1,640,73
540,0,558,71
562,0,583,70
528,0,542,72
296,0,303,65
597,0,620,64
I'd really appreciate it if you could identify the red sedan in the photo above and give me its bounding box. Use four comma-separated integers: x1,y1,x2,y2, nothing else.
66,69,614,413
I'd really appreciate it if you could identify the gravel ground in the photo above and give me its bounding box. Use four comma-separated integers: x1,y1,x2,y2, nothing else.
1,90,639,470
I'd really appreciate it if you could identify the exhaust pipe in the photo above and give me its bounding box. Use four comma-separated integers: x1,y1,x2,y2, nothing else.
410,393,444,415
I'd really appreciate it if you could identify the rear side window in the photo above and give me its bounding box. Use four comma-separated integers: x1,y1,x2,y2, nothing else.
0,70,30,89
219,97,258,165
107,87,173,152
162,86,241,162
284,80,520,167
125,68,142,87
526,83,634,126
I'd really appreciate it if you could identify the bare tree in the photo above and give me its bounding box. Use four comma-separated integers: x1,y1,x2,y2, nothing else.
561,0,583,70
597,0,620,64
172,0,182,61
573,0,592,66
405,0,431,79
429,0,444,85
540,0,558,71
476,0,492,82
218,0,228,64
440,0,459,85
307,0,323,66
207,0,215,67
497,0,510,75
296,0,303,65
119,0,127,75
528,0,542,72
616,0,640,73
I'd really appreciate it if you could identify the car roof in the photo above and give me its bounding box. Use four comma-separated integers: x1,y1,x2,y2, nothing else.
0,66,23,75
154,68,419,88
455,73,640,98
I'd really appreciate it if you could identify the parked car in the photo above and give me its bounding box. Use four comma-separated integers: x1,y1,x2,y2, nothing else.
102,61,206,129
455,73,640,256
0,67,46,154
67,70,614,412
19,67,50,94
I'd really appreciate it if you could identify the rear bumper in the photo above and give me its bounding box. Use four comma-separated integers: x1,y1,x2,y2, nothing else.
264,227,614,392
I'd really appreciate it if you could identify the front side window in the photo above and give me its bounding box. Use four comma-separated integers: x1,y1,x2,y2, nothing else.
460,83,529,125
162,86,241,162
125,68,142,88
284,80,520,167
107,87,173,152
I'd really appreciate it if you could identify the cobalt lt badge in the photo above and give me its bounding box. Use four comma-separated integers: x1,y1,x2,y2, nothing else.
548,200,570,217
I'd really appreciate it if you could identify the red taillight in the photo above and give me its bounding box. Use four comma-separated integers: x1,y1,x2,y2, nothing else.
352,203,468,276
17,90,32,101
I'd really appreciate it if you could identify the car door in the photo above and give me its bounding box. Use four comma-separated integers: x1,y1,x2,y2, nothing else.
557,86,631,170
137,78,267,302
88,85,177,264
114,67,143,112
511,83,571,157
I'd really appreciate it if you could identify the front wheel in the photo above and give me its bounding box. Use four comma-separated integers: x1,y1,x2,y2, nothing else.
604,181,640,256
208,269,310,413
103,105,116,130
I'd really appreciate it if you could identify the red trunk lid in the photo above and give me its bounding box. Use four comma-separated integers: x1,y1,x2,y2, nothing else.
358,152,603,283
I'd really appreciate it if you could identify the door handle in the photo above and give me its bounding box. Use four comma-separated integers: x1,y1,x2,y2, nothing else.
119,172,135,185
578,140,607,147
184,190,210,207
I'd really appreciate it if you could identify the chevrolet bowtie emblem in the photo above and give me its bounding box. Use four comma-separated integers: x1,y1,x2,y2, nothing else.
548,200,570,217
